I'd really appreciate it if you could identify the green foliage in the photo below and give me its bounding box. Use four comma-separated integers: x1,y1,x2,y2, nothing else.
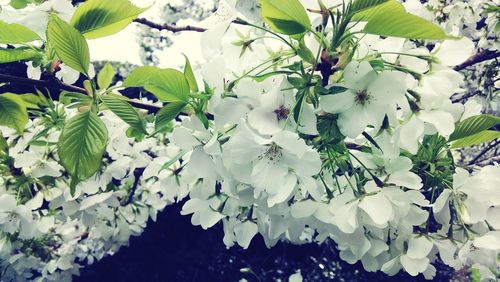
8,0,43,9
350,0,390,14
259,0,311,35
451,130,500,149
101,95,146,134
0,94,28,134
0,47,41,64
352,0,453,39
97,63,116,89
122,66,161,87
449,114,500,141
183,54,198,92
143,69,191,103
0,131,7,156
47,15,90,75
57,111,108,195
70,0,147,39
155,102,186,132
0,20,40,44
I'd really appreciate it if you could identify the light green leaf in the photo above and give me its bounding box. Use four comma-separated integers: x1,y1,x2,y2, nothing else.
354,0,453,39
0,20,40,44
183,54,198,92
97,63,115,89
58,111,108,194
0,47,40,63
0,131,8,156
0,93,28,134
155,102,186,131
70,0,147,39
449,114,500,141
101,95,146,133
350,0,391,14
145,69,190,102
259,0,311,35
451,130,500,148
9,0,28,9
122,66,161,87
47,15,90,74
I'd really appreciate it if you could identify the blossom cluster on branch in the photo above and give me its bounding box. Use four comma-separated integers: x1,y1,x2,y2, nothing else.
0,0,499,281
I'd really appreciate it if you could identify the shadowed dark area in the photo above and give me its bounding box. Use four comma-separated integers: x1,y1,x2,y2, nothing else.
75,203,457,282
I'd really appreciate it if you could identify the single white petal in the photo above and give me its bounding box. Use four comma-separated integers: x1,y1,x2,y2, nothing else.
417,110,455,137
387,171,423,190
344,61,377,92
290,200,318,218
433,37,475,66
319,91,355,113
400,255,429,276
407,236,433,259
358,193,393,226
234,221,258,249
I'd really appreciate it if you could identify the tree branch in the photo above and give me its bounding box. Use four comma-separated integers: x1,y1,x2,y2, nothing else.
453,50,500,71
467,140,500,166
472,154,500,167
133,18,206,33
0,73,162,113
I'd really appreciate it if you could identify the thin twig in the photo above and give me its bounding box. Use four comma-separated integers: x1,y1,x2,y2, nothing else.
453,50,500,71
467,140,500,165
472,154,500,167
121,167,145,206
0,73,162,113
133,18,206,33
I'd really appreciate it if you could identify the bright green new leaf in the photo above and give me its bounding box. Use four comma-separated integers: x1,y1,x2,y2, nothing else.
0,20,40,44
350,0,390,14
122,66,161,87
97,63,115,89
0,131,8,156
259,0,311,35
354,0,453,40
58,111,108,194
47,15,90,74
449,114,500,141
155,102,186,131
145,69,190,103
183,54,198,92
101,95,146,133
0,93,29,134
0,47,40,63
70,0,147,39
451,130,500,149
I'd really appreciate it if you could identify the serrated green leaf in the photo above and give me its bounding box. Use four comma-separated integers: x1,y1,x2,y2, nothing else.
449,114,500,141
350,0,391,14
0,93,28,134
145,69,190,103
122,66,161,87
101,95,146,133
183,54,198,92
451,130,500,148
354,0,453,40
0,47,41,63
0,20,40,44
58,111,108,194
70,0,147,39
47,15,90,74
155,102,186,131
259,0,311,35
97,63,115,89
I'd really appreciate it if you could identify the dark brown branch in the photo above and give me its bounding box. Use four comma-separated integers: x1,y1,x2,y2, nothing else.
454,50,500,71
133,18,206,33
473,154,500,167
468,140,500,165
0,73,162,113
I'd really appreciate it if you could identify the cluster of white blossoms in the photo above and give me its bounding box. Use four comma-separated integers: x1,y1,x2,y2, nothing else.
0,109,181,281
0,0,499,281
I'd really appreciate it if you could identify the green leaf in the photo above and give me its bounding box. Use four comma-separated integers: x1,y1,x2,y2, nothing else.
259,0,311,35
451,130,500,149
9,0,28,9
449,114,500,141
144,69,190,102
70,0,147,39
0,131,8,156
0,20,40,44
58,111,108,194
297,39,316,64
155,102,186,131
0,94,28,134
352,0,405,21
47,15,90,74
354,0,453,40
350,0,390,14
122,66,161,87
0,47,40,63
101,95,146,133
97,63,115,89
183,54,198,92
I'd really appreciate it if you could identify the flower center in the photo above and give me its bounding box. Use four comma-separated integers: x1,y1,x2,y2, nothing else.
274,105,290,121
258,143,283,164
354,90,372,106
